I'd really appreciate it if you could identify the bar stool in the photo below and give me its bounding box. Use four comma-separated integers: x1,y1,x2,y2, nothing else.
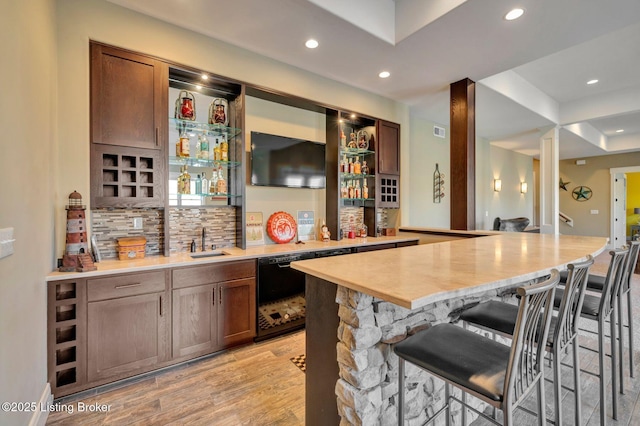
459,257,594,426
560,240,640,392
394,270,560,426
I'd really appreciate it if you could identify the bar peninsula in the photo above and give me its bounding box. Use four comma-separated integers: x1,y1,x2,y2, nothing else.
291,232,608,425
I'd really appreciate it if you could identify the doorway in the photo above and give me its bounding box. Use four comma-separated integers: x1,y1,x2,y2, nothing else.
610,166,640,248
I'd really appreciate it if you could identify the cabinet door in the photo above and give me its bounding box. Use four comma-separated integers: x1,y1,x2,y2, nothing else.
172,284,219,358
87,292,167,382
376,120,400,175
90,43,167,150
218,278,256,348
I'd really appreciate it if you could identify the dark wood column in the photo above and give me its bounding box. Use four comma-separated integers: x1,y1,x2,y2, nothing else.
450,78,476,230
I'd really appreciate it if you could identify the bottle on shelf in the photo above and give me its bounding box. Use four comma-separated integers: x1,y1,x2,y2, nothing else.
340,130,347,148
348,132,357,149
195,137,202,159
216,166,227,194
354,181,361,199
201,172,209,195
348,180,354,199
183,167,191,194
340,155,346,173
210,169,218,194
341,181,348,198
177,166,184,194
363,180,369,199
354,157,361,175
348,158,354,174
178,134,190,158
361,160,369,175
213,138,222,161
196,134,210,160
221,136,229,161
195,174,202,194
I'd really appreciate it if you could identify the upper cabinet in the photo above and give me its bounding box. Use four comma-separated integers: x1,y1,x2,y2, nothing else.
89,43,167,208
376,120,400,175
90,43,168,150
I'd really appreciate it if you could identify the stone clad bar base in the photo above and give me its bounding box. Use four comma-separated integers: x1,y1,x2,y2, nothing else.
333,282,535,426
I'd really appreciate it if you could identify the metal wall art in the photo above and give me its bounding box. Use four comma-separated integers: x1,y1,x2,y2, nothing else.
433,164,445,203
572,185,592,201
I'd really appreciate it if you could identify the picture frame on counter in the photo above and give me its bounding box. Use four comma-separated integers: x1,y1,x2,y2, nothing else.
297,210,316,241
246,212,265,246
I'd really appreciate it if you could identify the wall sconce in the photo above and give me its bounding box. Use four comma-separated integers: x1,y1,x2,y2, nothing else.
520,182,528,193
494,179,502,192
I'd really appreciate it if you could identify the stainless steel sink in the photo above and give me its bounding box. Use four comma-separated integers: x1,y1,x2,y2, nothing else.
190,251,228,259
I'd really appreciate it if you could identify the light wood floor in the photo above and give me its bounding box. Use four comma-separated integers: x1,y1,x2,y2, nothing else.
47,252,640,425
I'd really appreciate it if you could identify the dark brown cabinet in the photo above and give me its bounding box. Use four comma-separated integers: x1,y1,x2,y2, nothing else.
171,260,256,359
90,43,167,150
86,271,169,383
376,120,400,175
90,42,167,208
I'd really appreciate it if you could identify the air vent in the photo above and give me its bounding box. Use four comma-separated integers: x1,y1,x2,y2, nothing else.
433,126,446,138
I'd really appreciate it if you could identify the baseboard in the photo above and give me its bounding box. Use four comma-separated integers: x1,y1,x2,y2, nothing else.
28,383,52,426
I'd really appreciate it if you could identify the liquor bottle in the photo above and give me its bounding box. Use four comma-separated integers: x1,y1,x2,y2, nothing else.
195,137,202,159
179,135,190,158
200,135,210,160
201,172,209,195
361,160,369,175
195,174,202,194
210,169,218,194
339,156,345,173
363,180,369,199
221,136,229,161
340,181,347,198
213,138,222,161
183,167,191,194
340,130,347,148
177,166,184,194
354,181,361,199
175,137,181,157
354,158,361,175
348,158,354,174
216,166,227,194
360,223,368,238
348,180,354,199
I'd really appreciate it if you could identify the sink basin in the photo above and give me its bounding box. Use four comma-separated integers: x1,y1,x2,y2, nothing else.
190,251,228,259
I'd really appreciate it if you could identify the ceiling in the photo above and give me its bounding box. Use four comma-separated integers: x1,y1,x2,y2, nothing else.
106,0,640,159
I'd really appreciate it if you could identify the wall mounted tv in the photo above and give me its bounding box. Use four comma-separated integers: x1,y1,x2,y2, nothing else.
250,131,326,189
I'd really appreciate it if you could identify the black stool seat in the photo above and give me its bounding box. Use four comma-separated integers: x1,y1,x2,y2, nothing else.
553,287,600,318
460,300,558,346
394,323,509,402
560,270,605,291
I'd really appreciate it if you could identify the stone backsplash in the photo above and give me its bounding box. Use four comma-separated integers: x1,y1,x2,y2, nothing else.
340,207,389,237
168,207,236,253
90,207,237,259
91,208,164,259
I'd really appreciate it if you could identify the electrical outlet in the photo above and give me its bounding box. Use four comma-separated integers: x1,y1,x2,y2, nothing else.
133,217,143,229
0,227,15,259
590,210,599,215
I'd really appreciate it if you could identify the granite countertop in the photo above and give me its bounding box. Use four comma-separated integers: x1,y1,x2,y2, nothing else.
291,233,608,309
46,235,419,282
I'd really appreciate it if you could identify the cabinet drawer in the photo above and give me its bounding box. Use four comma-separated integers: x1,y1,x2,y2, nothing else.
87,271,166,301
172,260,256,289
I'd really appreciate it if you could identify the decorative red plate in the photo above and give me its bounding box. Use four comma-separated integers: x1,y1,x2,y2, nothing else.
266,211,297,244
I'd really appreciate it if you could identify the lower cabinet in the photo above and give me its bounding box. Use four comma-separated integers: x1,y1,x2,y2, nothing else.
171,260,256,360
86,271,169,383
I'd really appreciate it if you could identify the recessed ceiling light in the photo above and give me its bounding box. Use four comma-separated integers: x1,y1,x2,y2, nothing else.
195,85,202,90
504,8,524,21
616,129,624,133
305,39,319,49
201,74,208,80
587,79,599,85
350,114,356,119
378,71,390,79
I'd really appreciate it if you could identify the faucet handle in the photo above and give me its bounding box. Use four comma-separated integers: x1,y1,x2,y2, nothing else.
211,244,216,251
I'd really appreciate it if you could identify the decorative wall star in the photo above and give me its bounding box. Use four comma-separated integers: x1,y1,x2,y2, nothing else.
559,178,570,191
572,186,592,201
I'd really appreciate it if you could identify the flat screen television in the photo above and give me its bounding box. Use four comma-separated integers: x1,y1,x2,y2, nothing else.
250,131,326,189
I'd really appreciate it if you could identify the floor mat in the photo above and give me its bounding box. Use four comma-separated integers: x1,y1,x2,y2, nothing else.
290,354,306,373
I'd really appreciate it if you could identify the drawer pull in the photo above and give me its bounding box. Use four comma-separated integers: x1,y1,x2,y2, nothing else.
219,286,222,305
212,289,215,305
114,283,142,289
159,295,163,317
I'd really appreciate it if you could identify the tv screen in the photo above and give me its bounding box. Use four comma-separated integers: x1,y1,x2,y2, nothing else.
250,132,326,189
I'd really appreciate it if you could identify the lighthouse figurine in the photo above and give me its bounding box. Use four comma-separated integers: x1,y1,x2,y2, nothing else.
59,191,96,272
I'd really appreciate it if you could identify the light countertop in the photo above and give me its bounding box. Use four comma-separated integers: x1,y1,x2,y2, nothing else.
46,235,419,282
290,233,608,309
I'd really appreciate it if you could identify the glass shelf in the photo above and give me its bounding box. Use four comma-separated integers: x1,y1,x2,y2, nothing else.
340,148,374,157
169,156,241,168
177,192,241,198
341,173,374,179
341,197,374,202
170,118,242,139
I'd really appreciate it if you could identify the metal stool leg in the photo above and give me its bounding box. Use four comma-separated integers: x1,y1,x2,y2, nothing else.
398,358,405,426
628,289,635,378
598,319,607,426
618,294,625,394
537,372,546,426
553,350,562,426
611,309,619,420
573,338,582,426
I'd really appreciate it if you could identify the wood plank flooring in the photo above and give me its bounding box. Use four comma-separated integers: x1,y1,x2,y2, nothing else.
47,251,640,425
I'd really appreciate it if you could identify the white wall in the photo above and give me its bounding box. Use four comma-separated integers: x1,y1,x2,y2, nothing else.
406,115,451,228
245,96,326,242
0,0,57,424
55,0,410,253
476,139,534,230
